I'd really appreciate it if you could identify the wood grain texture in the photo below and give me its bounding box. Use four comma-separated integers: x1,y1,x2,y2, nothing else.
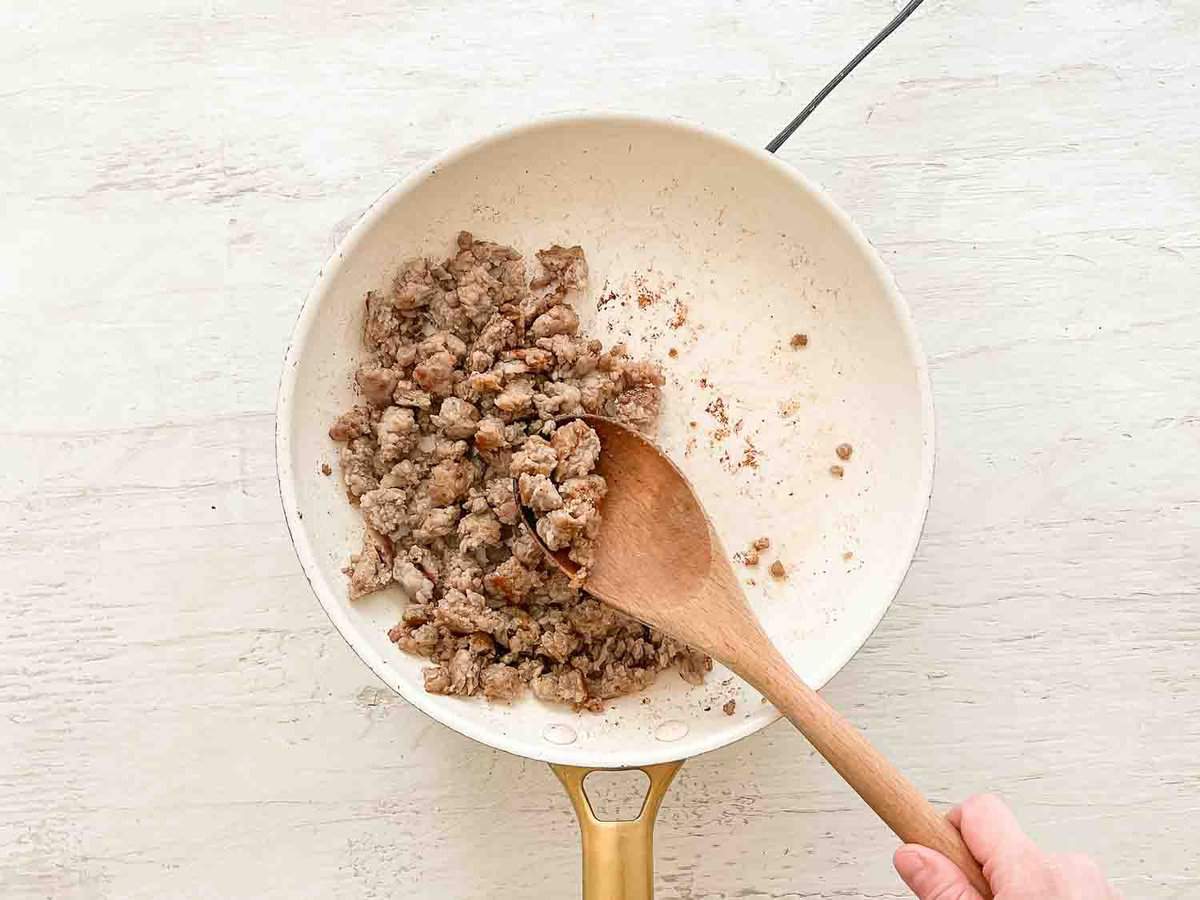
2,1,1197,898
529,416,988,895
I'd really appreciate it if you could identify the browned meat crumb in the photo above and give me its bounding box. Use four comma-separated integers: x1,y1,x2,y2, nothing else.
769,560,786,579
836,442,853,460
739,442,760,470
779,398,802,418
344,528,394,600
356,363,400,406
668,347,678,358
722,699,737,716
790,333,808,348
328,234,707,710
328,406,373,442
843,551,855,561
741,536,771,567
830,464,844,479
321,462,333,476
668,299,688,329
705,396,727,424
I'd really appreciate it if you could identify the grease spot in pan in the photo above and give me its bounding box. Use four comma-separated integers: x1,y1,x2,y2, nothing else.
654,721,689,742
542,723,578,745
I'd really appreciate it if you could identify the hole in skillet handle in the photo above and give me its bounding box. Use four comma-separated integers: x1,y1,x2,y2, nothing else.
582,770,653,822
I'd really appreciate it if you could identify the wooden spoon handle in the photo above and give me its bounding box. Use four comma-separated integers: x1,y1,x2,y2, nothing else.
741,648,992,899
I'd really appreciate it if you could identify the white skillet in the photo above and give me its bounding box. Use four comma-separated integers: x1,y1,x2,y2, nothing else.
276,113,934,896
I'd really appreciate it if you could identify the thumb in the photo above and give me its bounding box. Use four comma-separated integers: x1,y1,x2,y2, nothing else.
894,844,986,900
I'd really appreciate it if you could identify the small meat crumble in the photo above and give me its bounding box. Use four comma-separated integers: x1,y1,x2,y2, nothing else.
769,560,787,579
829,464,844,479
741,536,770,567
321,462,333,476
789,333,808,349
835,442,853,461
722,699,737,716
328,233,710,711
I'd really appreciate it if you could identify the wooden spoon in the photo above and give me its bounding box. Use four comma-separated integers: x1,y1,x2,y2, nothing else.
518,415,991,898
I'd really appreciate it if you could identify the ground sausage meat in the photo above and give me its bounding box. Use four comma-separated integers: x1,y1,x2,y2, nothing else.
329,234,708,710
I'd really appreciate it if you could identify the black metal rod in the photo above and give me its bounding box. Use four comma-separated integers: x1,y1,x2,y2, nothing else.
766,0,926,153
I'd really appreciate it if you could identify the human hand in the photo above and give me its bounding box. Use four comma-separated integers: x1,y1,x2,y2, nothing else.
894,794,1120,899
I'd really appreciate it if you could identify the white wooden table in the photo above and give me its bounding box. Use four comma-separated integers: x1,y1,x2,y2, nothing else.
3,1,1198,897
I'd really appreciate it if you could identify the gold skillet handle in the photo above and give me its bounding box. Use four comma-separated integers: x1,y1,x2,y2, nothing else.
551,761,684,900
